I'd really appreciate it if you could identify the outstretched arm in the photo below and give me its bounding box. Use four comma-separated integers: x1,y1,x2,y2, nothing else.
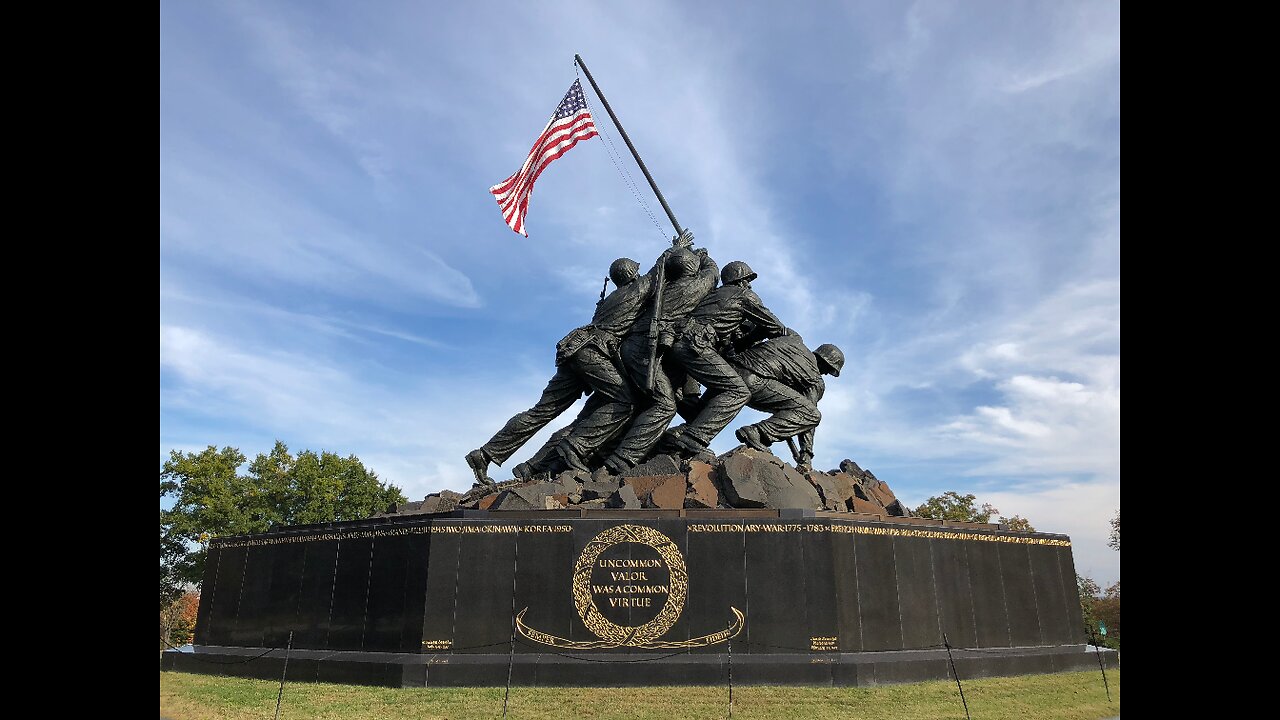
743,290,788,338
676,248,718,302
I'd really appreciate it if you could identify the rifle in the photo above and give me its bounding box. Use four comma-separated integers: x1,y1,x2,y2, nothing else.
786,436,802,464
645,254,668,392
643,233,692,391
788,436,818,471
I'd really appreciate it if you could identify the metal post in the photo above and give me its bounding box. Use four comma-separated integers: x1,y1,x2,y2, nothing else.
943,632,971,720
273,630,293,720
502,534,521,720
1087,625,1112,703
726,637,734,720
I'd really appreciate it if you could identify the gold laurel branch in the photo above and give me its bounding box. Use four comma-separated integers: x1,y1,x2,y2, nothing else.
517,606,747,651
629,607,746,649
571,524,689,646
515,607,622,650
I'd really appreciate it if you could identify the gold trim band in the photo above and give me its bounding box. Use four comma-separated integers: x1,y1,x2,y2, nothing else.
212,523,573,548
688,523,1071,546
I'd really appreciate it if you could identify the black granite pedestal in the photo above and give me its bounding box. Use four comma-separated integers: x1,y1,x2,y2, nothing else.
161,509,1117,687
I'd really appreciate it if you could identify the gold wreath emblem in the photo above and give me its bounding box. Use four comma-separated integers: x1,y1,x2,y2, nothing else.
516,523,745,650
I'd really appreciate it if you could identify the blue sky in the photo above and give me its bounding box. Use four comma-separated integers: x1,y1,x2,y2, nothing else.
160,1,1120,585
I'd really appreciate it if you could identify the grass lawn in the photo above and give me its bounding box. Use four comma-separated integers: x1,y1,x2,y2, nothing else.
161,669,1118,719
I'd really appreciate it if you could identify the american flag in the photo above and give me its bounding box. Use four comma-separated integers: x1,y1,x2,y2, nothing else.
490,80,599,236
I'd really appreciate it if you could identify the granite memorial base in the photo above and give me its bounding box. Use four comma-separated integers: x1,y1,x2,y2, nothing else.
161,509,1118,687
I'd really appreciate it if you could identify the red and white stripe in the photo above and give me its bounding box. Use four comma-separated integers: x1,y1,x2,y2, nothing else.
490,110,598,237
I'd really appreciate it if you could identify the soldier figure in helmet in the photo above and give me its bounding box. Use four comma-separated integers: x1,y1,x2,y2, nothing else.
601,240,719,474
464,254,658,486
658,260,791,457
727,334,845,471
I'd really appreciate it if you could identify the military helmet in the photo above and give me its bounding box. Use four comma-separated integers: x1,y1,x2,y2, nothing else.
814,343,845,378
665,248,699,278
721,260,758,285
609,257,640,286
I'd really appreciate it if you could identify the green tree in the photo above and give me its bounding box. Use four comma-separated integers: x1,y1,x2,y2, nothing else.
913,491,1035,530
1094,581,1120,648
913,491,998,523
159,442,405,604
999,515,1036,532
160,445,248,607
161,521,195,609
1077,574,1100,618
1076,574,1099,642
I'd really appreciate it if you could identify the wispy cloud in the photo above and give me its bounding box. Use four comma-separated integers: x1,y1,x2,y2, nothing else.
161,1,1119,587
161,145,481,310
160,287,454,350
161,324,573,496
983,478,1120,585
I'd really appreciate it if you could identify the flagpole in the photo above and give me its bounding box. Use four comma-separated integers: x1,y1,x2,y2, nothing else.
574,54,685,237
575,54,686,393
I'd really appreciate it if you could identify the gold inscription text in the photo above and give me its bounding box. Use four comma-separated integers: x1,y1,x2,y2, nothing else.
213,523,573,548
687,523,1070,546
810,636,838,651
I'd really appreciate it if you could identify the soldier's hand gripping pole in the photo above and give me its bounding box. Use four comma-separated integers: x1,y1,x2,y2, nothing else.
645,255,668,392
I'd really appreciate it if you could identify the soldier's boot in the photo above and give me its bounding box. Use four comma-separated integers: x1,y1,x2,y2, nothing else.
670,432,707,458
735,425,770,452
793,445,814,473
657,426,687,453
556,440,590,473
591,465,619,483
603,454,631,476
512,462,536,480
466,448,495,487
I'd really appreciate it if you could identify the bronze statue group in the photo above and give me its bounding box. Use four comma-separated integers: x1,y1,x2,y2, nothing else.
466,231,844,486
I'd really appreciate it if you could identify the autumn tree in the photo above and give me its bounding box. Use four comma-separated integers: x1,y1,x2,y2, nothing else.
1094,581,1120,648
1077,575,1120,649
159,442,405,604
160,591,201,651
